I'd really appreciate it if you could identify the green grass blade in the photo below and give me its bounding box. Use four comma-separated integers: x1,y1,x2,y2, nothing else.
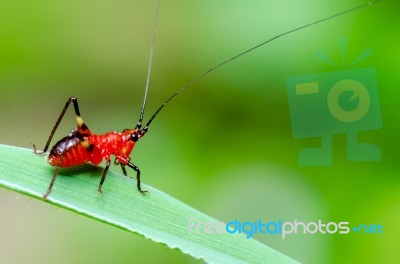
0,144,298,264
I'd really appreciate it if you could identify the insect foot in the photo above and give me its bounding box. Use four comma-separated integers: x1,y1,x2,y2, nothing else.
32,143,45,155
140,189,149,195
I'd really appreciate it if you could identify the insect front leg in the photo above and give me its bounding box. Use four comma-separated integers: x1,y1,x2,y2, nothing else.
116,156,148,194
34,96,89,154
114,158,128,177
120,164,128,177
127,161,148,195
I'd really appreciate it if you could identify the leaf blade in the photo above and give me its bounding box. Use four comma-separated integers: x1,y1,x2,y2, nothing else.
0,144,298,264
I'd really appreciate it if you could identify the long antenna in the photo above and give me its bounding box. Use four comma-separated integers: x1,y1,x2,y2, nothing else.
143,0,384,130
137,0,161,129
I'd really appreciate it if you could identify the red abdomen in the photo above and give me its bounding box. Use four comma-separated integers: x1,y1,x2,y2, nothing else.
48,136,92,167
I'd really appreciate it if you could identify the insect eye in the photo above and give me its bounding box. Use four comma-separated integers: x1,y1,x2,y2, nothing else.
130,133,139,142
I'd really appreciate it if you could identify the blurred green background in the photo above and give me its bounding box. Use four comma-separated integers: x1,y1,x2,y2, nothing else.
0,0,399,263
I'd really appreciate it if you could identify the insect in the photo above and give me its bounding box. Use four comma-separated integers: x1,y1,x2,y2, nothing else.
33,0,383,199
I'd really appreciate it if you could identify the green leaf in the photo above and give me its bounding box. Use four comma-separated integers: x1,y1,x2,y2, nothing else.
0,144,298,264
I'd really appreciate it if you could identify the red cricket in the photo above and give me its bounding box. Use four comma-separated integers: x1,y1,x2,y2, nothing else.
34,96,149,199
33,0,383,199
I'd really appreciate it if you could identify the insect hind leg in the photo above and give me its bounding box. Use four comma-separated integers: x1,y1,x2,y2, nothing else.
33,96,89,154
42,137,70,199
42,166,60,199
